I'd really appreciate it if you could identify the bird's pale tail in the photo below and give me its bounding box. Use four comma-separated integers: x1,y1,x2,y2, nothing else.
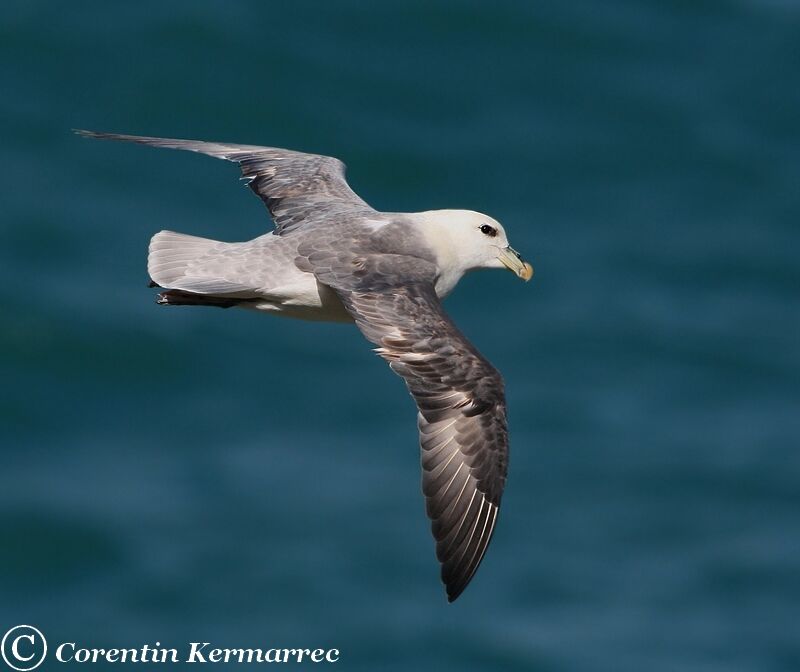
147,230,256,302
147,230,220,288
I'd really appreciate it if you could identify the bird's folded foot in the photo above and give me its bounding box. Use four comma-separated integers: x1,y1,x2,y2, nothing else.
156,289,241,309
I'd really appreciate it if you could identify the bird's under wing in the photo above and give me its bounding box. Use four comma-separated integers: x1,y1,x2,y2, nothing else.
308,250,509,601
75,130,372,235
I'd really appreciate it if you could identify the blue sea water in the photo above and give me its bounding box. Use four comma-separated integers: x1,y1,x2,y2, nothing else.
1,1,799,670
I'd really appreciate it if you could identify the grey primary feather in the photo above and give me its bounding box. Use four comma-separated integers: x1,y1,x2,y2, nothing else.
74,130,373,235
298,241,509,601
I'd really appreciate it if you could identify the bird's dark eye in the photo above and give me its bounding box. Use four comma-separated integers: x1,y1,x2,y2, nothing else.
480,224,497,237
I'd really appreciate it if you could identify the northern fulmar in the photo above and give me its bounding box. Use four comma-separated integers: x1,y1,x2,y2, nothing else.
77,130,533,602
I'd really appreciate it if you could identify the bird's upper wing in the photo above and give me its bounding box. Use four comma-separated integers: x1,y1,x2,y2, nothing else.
304,246,509,601
75,130,373,235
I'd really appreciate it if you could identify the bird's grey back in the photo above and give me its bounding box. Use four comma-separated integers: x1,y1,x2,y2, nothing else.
293,215,439,290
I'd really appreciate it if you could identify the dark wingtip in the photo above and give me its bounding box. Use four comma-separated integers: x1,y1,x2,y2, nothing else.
73,129,116,141
445,583,466,603
441,529,499,603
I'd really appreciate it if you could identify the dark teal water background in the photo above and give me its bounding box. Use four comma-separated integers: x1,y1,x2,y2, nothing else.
2,1,798,670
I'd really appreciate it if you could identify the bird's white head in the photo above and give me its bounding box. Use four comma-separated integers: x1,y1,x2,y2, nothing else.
415,210,533,294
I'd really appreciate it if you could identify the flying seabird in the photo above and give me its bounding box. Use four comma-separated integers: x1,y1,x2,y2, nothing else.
76,130,533,602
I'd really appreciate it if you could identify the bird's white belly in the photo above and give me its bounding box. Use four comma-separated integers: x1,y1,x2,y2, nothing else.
247,273,353,323
246,261,460,322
